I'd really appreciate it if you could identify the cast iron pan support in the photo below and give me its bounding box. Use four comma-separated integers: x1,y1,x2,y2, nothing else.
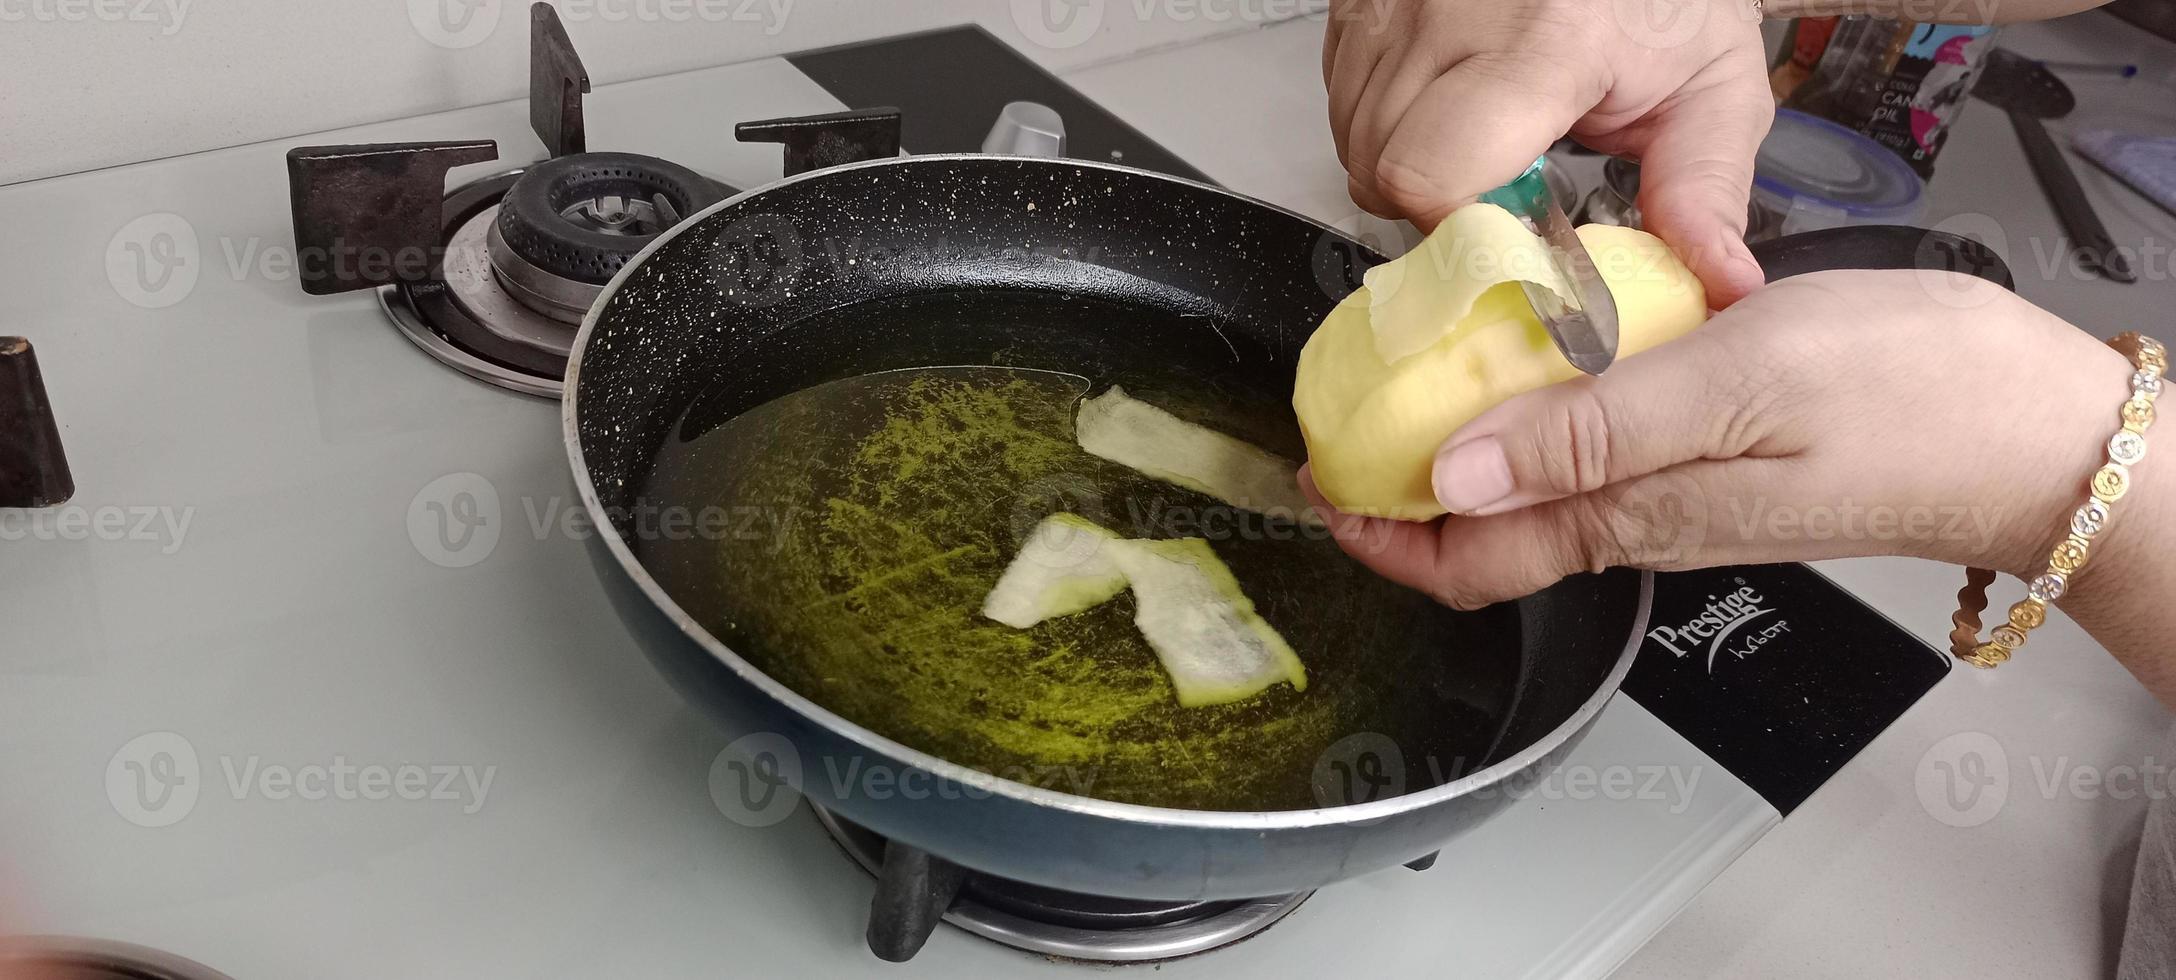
284,141,500,295
0,337,73,508
286,2,592,295
737,108,905,178
530,2,590,159
866,840,971,962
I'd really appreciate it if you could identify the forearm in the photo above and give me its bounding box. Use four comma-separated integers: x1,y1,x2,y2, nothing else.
1764,0,2111,25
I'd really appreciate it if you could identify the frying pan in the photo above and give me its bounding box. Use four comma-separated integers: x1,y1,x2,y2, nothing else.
563,152,2009,902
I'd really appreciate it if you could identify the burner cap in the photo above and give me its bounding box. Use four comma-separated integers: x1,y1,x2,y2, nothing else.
493,152,727,284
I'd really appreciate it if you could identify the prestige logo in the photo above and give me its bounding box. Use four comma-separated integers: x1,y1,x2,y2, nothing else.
1645,578,1791,674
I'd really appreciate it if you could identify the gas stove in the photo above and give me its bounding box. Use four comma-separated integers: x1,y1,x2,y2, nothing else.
3,11,1948,979
284,6,891,397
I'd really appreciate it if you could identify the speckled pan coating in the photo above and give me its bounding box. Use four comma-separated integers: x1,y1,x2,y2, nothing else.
561,154,1649,901
572,155,1388,507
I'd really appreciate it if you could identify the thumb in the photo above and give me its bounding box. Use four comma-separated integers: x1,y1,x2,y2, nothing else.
1620,68,1773,308
1430,328,1752,516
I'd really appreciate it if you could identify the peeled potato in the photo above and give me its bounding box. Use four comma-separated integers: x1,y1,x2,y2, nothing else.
1294,209,1709,521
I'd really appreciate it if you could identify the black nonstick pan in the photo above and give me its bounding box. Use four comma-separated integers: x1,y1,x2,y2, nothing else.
564,150,2009,906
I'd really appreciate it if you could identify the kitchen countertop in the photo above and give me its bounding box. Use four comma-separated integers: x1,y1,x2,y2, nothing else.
1061,11,2176,977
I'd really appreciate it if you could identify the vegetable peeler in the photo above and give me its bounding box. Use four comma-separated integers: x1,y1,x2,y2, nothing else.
1481,156,1620,375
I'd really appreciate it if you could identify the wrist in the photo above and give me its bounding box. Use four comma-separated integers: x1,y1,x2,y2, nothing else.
1957,335,2137,582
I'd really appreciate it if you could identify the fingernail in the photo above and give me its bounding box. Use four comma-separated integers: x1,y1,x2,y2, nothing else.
1433,437,1514,514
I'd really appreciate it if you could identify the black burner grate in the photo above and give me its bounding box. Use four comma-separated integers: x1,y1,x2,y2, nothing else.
811,806,1309,963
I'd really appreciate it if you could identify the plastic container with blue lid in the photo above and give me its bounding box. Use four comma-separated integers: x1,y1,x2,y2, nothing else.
1750,108,1928,237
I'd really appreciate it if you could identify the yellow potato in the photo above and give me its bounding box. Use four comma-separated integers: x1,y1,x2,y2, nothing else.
1294,213,1710,521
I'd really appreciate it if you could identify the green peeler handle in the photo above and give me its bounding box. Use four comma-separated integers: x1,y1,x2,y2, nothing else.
1477,155,1550,215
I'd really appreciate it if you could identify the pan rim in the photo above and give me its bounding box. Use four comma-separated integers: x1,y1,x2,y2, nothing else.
562,152,1652,830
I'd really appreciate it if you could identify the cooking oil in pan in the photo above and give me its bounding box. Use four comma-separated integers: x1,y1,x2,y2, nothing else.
638,362,1522,811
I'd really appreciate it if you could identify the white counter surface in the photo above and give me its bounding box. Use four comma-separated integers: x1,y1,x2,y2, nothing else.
1061,11,2176,977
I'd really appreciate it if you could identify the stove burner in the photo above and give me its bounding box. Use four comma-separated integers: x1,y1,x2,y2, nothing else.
492,152,723,287
448,204,579,360
378,169,584,399
559,193,679,235
0,937,235,980
284,3,905,398
485,153,726,331
810,806,1310,963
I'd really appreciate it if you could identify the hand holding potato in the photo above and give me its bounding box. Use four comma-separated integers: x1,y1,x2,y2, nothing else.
1301,271,2136,610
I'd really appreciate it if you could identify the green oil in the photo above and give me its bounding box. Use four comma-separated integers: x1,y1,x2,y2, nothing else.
638,321,1520,811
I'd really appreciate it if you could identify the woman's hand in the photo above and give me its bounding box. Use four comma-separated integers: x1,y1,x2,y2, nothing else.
1323,0,1774,305
1300,271,2137,610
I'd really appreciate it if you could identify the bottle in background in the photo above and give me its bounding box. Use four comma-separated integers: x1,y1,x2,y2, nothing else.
1783,18,1910,130
1769,16,1840,102
1784,17,1998,178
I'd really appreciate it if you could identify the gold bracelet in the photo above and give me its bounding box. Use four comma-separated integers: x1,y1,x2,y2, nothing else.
1950,332,2164,668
